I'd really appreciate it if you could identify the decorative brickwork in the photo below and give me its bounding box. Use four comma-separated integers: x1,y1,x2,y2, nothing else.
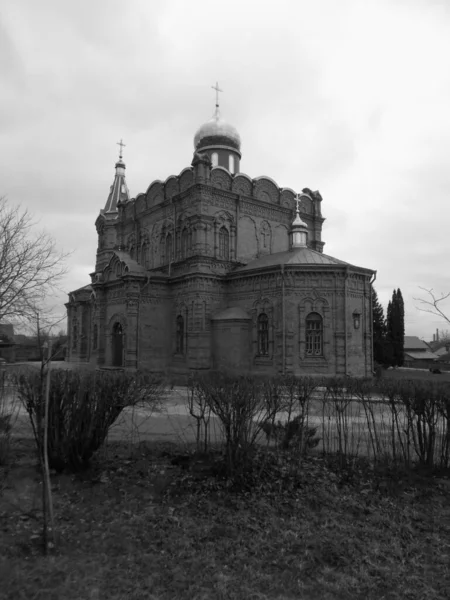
67,121,375,379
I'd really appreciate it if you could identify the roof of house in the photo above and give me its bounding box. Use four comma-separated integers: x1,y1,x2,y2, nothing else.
404,336,430,351
437,351,450,362
233,247,374,273
404,351,439,361
0,324,14,338
434,346,449,356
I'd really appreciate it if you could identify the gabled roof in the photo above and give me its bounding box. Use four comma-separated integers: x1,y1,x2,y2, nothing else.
404,336,430,351
435,345,450,356
404,350,439,361
112,250,146,276
232,247,373,273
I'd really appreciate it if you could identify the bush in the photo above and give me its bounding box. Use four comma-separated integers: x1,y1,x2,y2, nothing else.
187,372,285,481
14,368,165,472
261,415,320,452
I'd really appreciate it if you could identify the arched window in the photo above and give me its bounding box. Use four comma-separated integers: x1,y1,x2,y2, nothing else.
176,315,184,354
229,154,235,174
112,322,124,367
72,322,78,350
159,238,165,266
93,324,98,350
306,312,323,356
211,152,219,167
165,233,173,264
257,313,269,356
181,228,189,259
219,226,230,260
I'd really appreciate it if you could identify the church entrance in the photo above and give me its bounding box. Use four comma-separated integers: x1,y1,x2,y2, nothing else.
112,322,124,367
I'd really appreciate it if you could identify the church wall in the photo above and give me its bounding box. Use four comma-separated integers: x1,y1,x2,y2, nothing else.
211,319,251,372
137,298,172,373
223,269,373,378
345,278,373,377
103,298,127,367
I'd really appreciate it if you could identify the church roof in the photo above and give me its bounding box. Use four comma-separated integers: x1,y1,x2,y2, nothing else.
232,247,370,273
71,284,93,295
113,250,146,276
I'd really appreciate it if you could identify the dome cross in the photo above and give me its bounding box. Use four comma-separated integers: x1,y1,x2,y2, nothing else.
116,138,126,160
211,82,223,108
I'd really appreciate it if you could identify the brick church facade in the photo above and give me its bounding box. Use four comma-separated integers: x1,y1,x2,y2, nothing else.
66,99,376,378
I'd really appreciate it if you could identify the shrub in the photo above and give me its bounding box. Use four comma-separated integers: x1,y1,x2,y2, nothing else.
14,368,164,472
261,415,320,453
187,372,285,481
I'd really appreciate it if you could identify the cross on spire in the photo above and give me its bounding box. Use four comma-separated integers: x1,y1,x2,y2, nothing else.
211,81,223,108
117,138,126,160
295,194,302,214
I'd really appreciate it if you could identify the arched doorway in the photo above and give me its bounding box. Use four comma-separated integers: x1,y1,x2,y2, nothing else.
112,322,124,367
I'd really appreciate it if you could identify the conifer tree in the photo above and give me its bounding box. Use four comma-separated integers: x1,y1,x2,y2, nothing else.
372,285,386,365
395,288,405,366
386,288,405,366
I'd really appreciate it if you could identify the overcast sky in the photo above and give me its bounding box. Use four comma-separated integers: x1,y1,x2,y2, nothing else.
1,0,450,340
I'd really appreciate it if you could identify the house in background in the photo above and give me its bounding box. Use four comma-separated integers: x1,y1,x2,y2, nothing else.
0,324,15,363
403,336,439,368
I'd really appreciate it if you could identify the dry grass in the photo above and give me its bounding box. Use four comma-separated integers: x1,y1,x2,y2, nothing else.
1,437,449,600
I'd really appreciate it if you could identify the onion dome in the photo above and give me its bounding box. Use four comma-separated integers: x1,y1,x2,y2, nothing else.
193,84,242,174
194,106,241,152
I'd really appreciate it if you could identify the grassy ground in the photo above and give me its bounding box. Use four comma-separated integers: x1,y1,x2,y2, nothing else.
1,435,450,598
1,376,450,599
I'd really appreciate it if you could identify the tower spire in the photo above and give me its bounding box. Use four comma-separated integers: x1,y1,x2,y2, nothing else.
103,140,130,213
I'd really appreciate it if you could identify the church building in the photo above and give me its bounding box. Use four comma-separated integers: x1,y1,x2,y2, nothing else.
66,91,376,378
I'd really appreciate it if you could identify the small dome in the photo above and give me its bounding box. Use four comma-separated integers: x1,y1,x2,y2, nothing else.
194,108,241,151
292,212,308,228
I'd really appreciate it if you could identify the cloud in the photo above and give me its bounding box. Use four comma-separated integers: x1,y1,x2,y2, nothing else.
1,0,450,338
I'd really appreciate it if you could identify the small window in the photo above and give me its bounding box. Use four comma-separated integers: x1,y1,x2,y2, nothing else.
218,226,230,260
141,243,148,269
181,228,189,259
165,233,173,264
93,324,98,350
176,315,184,354
211,152,219,167
257,313,269,356
306,312,323,356
229,154,235,174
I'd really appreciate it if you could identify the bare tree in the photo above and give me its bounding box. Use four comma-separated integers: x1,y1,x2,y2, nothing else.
0,196,68,324
414,287,450,327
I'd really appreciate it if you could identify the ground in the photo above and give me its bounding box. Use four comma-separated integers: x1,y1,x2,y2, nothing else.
1,376,450,599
